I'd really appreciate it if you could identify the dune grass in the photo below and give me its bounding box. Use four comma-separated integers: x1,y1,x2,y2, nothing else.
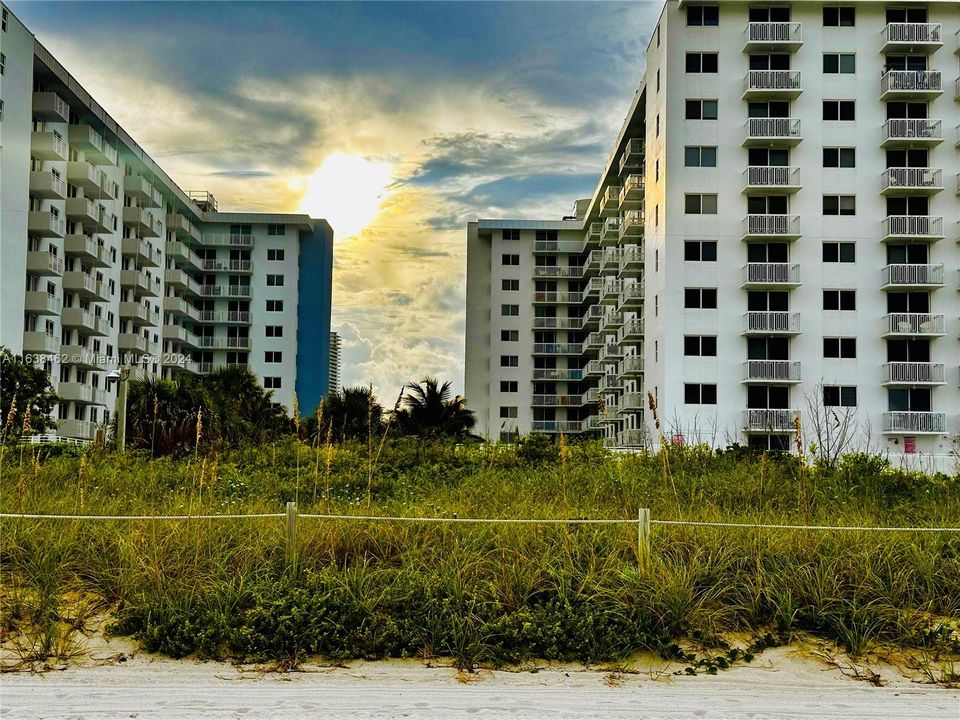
1,439,959,674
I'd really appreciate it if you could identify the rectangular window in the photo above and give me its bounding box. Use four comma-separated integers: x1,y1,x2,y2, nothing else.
267,224,285,236
684,288,718,309
501,304,519,317
264,351,282,363
0,53,5,76
266,300,284,312
499,406,518,419
502,229,520,240
823,147,856,168
687,5,719,26
823,6,855,26
684,194,718,214
267,248,285,261
266,274,284,286
685,99,718,120
265,325,283,337
823,53,855,74
501,279,519,291
824,337,857,358
684,383,718,404
823,290,856,311
822,242,856,263
686,52,718,73
684,146,717,167
823,195,856,216
824,386,857,407
684,336,717,357
500,355,519,368
684,240,718,261
823,100,855,121
264,376,281,389
501,254,520,266
500,330,519,342
2,8,7,32
499,380,518,393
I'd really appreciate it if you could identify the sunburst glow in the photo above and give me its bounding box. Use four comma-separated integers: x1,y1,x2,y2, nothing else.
298,153,392,239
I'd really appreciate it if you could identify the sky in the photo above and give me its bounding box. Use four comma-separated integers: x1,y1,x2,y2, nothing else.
12,1,659,399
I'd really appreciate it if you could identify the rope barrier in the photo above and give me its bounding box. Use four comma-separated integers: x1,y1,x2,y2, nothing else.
0,512,284,521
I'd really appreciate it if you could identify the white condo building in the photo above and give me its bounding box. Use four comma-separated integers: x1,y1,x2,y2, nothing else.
466,0,960,463
0,3,335,441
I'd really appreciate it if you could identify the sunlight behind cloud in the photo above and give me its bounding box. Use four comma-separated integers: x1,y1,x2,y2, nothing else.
298,153,392,239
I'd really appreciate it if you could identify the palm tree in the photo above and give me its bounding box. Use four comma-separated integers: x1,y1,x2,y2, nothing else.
395,376,476,439
203,365,286,443
124,376,212,455
317,386,382,443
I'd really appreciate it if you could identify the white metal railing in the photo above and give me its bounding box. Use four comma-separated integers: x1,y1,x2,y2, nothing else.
746,21,802,44
883,313,944,336
744,166,800,188
882,167,942,191
618,429,646,447
602,186,622,206
743,214,800,236
744,311,800,333
743,409,798,431
883,412,946,434
534,291,583,304
883,118,942,142
881,70,942,95
743,262,799,285
533,266,583,279
532,343,582,355
585,222,603,240
603,217,621,235
532,368,583,382
534,240,584,254
619,356,644,375
883,215,943,238
881,264,944,286
745,117,801,140
745,70,801,92
621,210,644,229
200,284,252,297
743,360,800,382
882,22,942,46
533,317,580,330
532,395,582,407
202,233,254,247
618,393,645,412
619,318,644,339
531,420,582,433
882,362,944,384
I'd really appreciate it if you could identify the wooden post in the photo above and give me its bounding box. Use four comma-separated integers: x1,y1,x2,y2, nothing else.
286,501,298,571
638,508,651,570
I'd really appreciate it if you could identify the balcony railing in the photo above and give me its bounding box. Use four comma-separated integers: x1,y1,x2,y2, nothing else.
744,311,800,334
534,240,584,254
743,70,802,97
743,360,800,383
533,291,582,304
881,22,942,50
618,138,644,175
23,331,60,355
617,429,646,448
882,215,943,240
533,265,582,279
744,117,801,144
618,393,645,413
743,263,800,286
533,343,582,355
200,284,252,297
881,264,944,287
28,211,66,238
743,214,800,238
882,118,942,144
619,355,644,377
24,291,62,315
743,409,799,432
743,165,800,189
531,420,582,433
532,317,580,330
32,91,70,122
29,170,67,199
26,251,64,276
880,70,942,97
882,167,942,193
883,412,946,434
532,368,583,381
882,362,944,385
745,22,802,48
532,395,582,407
883,313,945,336
202,233,254,247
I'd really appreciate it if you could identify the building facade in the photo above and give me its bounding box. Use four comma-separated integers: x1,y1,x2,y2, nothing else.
0,4,334,441
328,331,342,393
466,0,960,464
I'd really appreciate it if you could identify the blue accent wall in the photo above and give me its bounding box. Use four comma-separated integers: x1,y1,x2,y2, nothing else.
296,222,334,415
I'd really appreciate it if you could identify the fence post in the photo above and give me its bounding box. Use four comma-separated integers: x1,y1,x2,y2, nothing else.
286,501,298,571
638,508,651,570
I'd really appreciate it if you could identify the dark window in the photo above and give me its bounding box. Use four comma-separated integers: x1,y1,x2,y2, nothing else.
500,355,518,367
823,195,856,215
824,386,857,407
823,147,856,168
822,242,856,262
684,336,717,356
686,52,719,73
501,254,520,266
684,194,718,214
823,290,856,311
823,101,855,121
685,99,719,120
824,337,857,358
499,380,518,393
823,6,855,26
684,241,718,261
501,279,519,291
687,5,719,26
500,330,518,342
502,229,520,240
684,383,718,404
684,146,717,167
501,304,519,317
823,53,855,74
684,288,718,309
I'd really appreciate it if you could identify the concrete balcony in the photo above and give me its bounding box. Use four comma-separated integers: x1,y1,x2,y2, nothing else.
164,356,202,375
618,138,644,175
163,324,197,346
532,317,580,331
743,360,800,384
617,429,646,448
882,313,945,338
619,355,644,378
742,214,800,241
744,21,802,52
64,235,109,267
164,270,202,297
199,284,251,298
124,175,162,208
598,372,624,393
32,91,70,121
743,409,799,433
880,264,944,289
741,263,800,289
60,345,103,370
62,307,109,336
883,411,946,434
584,222,602,245
744,117,801,147
68,125,118,165
28,211,65,238
532,343,582,355
743,311,800,336
31,131,69,161
26,251,64,276
617,283,643,311
881,362,945,386
881,119,943,147
618,245,643,278
214,336,252,350
584,331,606,351
202,233,254,247
880,70,941,101
23,331,60,355
59,382,107,406
881,23,942,53
742,166,800,193
197,310,252,324
57,419,98,441
619,210,644,239
166,241,204,272
123,207,162,238
600,279,624,305
118,333,151,354
881,167,942,195
617,393,644,413
618,318,644,344
532,394,583,407
534,239,584,254
24,291,62,316
66,161,102,194
533,291,582,304
882,215,943,242
601,248,621,272
598,341,623,363
119,301,152,326
167,213,201,242
600,186,621,218
202,257,254,273
581,305,606,328
122,237,161,267
742,70,802,100
65,197,109,233
531,420,582,434
600,310,624,332
601,217,620,244
532,265,583,280
532,368,583,382
584,360,606,378
100,175,119,201
163,296,200,321
120,269,160,298
29,170,67,199
619,175,645,209
62,271,108,301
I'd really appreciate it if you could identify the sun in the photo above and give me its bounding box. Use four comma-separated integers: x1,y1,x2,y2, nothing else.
298,153,392,239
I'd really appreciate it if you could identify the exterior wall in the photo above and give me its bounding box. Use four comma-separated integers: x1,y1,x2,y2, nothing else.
295,223,334,414
464,222,493,436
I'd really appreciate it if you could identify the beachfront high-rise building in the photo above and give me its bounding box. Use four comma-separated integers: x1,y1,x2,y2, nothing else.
0,3,334,441
328,331,342,393
466,0,959,465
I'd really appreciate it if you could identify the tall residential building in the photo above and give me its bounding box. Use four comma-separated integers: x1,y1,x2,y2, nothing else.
466,0,960,465
0,3,334,441
328,331,342,393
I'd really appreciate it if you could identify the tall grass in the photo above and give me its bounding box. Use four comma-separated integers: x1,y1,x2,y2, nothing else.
2,439,959,671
